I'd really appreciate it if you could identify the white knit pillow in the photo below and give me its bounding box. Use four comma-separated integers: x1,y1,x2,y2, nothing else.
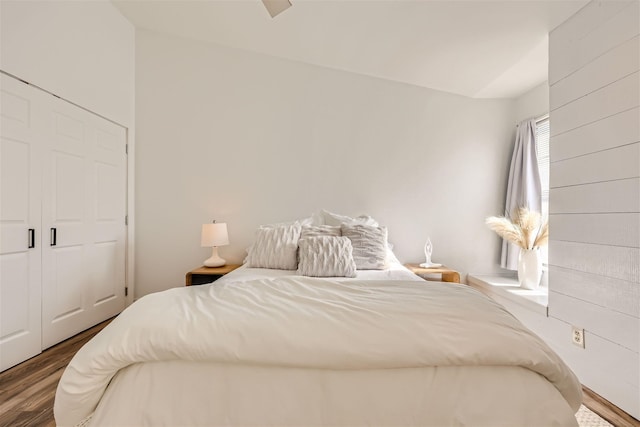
341,224,388,270
297,236,356,278
245,224,301,270
300,225,341,239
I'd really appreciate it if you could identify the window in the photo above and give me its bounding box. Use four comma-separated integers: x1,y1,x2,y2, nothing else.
535,117,550,264
535,117,550,217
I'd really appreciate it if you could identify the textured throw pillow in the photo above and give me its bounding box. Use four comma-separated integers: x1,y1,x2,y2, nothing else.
341,224,388,270
297,236,356,278
245,224,301,270
300,225,341,239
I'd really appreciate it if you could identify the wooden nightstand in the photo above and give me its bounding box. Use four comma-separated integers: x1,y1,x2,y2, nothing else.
404,263,461,284
185,264,241,286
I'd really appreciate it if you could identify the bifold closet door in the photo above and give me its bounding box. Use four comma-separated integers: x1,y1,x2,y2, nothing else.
41,94,127,348
0,75,46,371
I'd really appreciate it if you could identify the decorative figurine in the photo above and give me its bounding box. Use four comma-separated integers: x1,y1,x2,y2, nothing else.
420,238,442,268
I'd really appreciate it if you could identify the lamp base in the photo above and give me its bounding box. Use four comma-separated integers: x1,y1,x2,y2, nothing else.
204,247,226,267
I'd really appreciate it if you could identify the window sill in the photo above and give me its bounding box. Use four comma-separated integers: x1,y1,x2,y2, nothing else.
467,274,548,316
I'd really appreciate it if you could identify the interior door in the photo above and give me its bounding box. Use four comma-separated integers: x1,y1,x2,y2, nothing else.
86,113,127,327
0,75,45,371
41,95,126,348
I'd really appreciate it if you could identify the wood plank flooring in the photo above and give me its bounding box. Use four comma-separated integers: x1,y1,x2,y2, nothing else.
0,318,112,427
0,317,637,427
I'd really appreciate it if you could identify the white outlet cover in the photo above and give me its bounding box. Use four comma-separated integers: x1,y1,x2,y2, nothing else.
571,327,585,348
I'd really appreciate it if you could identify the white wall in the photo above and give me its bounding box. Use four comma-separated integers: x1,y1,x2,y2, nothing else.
0,0,136,304
513,81,549,125
548,0,639,417
135,30,515,296
0,0,134,127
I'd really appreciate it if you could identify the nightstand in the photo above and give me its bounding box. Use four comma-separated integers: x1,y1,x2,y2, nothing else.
404,263,461,284
185,264,241,286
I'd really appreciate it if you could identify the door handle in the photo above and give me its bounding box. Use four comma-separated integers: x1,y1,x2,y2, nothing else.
50,228,57,246
28,229,35,248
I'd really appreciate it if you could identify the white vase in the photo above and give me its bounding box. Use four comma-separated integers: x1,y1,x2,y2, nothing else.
518,248,542,290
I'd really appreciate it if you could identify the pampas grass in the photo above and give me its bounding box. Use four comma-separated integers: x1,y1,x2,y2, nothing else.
486,207,548,250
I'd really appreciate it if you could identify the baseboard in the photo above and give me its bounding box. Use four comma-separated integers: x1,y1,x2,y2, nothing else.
582,386,639,427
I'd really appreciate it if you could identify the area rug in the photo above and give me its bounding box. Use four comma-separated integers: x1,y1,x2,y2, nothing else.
577,405,613,427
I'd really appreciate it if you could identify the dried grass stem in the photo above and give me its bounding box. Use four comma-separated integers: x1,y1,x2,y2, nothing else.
486,207,548,250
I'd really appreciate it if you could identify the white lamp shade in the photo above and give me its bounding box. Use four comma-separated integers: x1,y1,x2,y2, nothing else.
201,223,229,247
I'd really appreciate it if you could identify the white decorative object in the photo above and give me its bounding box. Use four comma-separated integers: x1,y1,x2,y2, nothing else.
517,248,542,290
485,207,548,289
201,221,229,267
420,238,442,268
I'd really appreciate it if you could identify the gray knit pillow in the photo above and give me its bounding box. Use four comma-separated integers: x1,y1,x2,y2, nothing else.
297,236,356,278
340,224,388,270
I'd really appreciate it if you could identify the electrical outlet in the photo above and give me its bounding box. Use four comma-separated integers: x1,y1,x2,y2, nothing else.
572,327,585,348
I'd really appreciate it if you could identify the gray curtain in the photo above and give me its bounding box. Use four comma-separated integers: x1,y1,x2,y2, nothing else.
501,118,542,270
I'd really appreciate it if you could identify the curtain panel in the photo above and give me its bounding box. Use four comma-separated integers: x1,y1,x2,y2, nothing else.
501,118,542,270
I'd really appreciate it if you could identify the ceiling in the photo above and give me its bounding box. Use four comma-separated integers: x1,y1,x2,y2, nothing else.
113,0,587,99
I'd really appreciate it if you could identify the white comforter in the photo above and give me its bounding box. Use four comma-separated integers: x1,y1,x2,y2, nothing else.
55,276,582,426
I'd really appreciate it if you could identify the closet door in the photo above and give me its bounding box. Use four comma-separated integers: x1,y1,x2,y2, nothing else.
86,113,127,327
41,95,126,348
0,75,45,371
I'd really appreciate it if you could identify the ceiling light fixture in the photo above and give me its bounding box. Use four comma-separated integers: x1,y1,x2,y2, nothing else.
262,0,292,18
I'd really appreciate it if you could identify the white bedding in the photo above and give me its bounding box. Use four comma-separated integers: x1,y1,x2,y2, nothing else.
221,262,422,283
54,267,581,427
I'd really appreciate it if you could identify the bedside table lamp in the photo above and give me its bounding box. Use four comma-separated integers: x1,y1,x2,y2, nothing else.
201,221,229,267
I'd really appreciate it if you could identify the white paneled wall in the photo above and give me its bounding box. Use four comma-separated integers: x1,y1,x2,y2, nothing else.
549,0,639,417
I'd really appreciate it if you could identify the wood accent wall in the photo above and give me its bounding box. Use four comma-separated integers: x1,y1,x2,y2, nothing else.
549,0,639,418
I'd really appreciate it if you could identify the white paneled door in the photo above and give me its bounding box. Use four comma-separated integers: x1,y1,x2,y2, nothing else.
0,75,46,371
41,88,127,349
0,74,127,369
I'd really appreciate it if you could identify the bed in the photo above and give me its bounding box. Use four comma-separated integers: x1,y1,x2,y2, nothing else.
54,213,582,426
